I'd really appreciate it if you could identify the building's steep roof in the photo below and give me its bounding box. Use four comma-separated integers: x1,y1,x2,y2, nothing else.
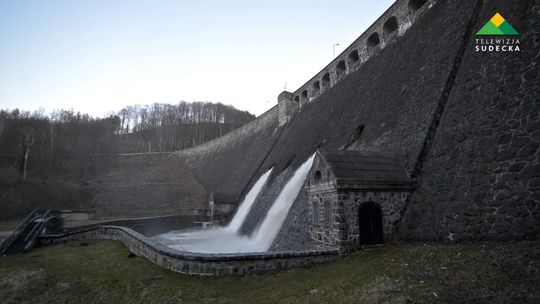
317,149,415,190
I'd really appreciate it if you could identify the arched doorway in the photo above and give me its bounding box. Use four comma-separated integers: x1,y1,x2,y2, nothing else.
358,201,384,245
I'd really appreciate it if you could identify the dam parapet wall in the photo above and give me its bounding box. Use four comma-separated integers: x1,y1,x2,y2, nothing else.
279,0,437,124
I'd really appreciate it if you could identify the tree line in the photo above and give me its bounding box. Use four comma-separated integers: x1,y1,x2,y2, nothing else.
116,101,254,152
0,102,255,180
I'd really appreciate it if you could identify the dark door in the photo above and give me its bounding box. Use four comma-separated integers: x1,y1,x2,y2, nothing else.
358,201,384,245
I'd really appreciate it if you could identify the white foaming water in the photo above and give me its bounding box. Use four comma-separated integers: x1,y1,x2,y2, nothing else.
155,227,262,253
250,153,315,251
154,154,315,253
225,168,273,232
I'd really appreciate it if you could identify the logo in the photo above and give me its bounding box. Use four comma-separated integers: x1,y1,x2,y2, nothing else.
476,13,519,35
475,13,520,52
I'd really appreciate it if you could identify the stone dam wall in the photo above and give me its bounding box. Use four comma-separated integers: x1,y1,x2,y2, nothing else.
176,0,539,245
399,0,540,242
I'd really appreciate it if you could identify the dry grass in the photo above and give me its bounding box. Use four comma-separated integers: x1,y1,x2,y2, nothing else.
1,240,539,303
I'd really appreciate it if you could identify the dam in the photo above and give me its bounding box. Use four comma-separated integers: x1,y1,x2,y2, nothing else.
178,0,538,248
4,0,538,276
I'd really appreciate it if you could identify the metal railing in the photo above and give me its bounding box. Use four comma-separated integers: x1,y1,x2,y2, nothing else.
0,209,46,254
0,209,64,255
23,209,64,251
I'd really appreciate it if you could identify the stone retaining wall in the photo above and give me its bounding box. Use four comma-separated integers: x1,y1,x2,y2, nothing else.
38,226,340,276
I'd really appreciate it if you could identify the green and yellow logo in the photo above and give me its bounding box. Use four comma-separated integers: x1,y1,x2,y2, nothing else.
476,13,518,35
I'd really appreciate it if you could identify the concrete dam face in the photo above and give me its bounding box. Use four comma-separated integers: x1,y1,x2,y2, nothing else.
172,0,539,252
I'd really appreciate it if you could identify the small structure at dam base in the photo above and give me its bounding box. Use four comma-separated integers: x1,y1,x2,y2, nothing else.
307,150,416,252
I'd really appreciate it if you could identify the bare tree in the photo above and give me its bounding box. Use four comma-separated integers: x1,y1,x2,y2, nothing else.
19,128,34,181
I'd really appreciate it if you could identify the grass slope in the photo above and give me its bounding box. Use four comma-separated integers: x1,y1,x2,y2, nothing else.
1,240,539,303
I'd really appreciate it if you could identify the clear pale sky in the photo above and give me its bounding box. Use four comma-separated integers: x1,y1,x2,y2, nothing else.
0,0,394,117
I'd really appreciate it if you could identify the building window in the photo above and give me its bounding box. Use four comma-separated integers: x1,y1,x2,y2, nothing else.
301,90,308,99
313,201,320,225
324,199,332,226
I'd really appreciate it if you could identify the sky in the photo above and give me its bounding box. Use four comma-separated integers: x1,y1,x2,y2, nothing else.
0,0,394,117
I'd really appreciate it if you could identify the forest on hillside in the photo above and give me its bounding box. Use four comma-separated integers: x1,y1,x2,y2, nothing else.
0,101,255,180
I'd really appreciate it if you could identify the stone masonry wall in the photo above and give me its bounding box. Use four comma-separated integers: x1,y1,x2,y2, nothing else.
174,0,442,206
308,189,339,248
400,0,540,242
38,226,340,276
309,190,409,251
342,191,409,247
269,179,315,251
166,0,538,245
254,0,480,178
248,0,483,248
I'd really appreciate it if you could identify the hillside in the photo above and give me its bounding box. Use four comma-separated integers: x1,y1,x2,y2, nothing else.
0,153,206,221
1,240,538,303
0,101,253,220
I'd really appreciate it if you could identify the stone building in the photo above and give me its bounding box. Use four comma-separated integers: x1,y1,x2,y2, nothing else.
307,149,416,251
